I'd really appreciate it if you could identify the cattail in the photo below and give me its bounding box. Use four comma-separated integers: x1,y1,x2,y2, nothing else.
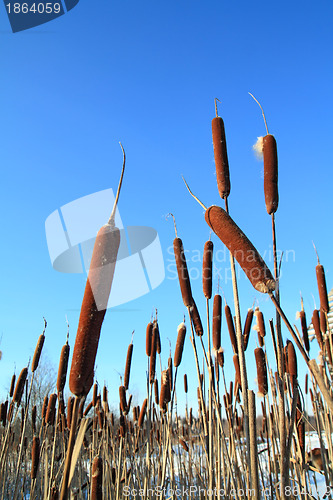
184,374,188,393
173,237,193,307
179,437,189,452
168,356,173,392
150,323,158,384
262,135,279,214
92,383,98,407
216,349,224,367
138,398,147,428
57,342,70,393
296,397,305,462
190,300,203,336
305,373,308,395
307,448,326,472
155,322,161,354
212,294,222,351
146,322,153,357
124,342,133,390
254,347,268,396
31,436,40,480
287,340,297,389
233,354,241,386
255,309,266,338
0,401,7,427
316,262,329,313
67,397,74,429
174,322,186,367
312,310,323,348
225,305,238,354
13,367,28,406
212,106,231,199
160,370,171,408
9,373,16,398
31,405,37,434
46,394,57,426
41,395,48,424
119,386,127,413
320,309,327,334
90,456,103,500
203,240,213,299
154,379,159,405
133,405,138,422
69,148,125,397
205,206,275,293
31,334,45,372
243,308,254,351
298,310,310,353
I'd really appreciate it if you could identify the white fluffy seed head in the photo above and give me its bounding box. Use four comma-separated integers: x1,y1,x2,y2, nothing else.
177,322,186,333
253,137,264,160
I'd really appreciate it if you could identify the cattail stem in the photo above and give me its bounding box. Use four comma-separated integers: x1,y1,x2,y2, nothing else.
59,396,81,500
248,390,260,500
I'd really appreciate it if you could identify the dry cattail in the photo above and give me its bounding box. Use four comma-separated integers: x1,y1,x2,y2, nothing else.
233,354,241,386
184,374,188,394
212,110,231,199
90,456,103,500
146,322,153,357
9,373,16,398
255,309,266,338
0,401,8,427
299,310,310,353
67,397,74,429
155,322,161,354
119,386,127,413
312,310,323,348
263,134,279,214
13,367,28,406
287,340,297,389
31,436,40,480
203,240,213,299
83,401,93,417
154,379,159,405
150,323,158,384
57,342,70,393
307,448,326,472
124,342,133,390
168,356,173,392
31,405,37,434
31,334,45,372
296,397,305,462
41,395,48,424
189,300,203,336
205,206,275,293
138,398,147,428
46,394,57,426
216,349,224,367
212,294,222,351
225,305,238,354
254,347,268,397
173,237,193,307
92,383,98,407
305,373,308,395
69,150,125,398
316,262,329,313
160,370,171,408
243,308,254,351
174,322,186,367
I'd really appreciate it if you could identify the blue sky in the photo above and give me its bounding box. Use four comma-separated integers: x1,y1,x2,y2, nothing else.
0,1,332,412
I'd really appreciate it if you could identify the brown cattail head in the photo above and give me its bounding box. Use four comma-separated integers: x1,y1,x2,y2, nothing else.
91,456,103,500
205,206,275,293
233,354,241,386
212,294,222,351
0,401,8,427
9,373,16,398
13,367,28,406
320,309,327,335
138,398,147,428
212,115,231,199
243,308,254,351
67,396,74,429
312,310,323,349
155,322,161,354
168,356,173,392
119,386,127,413
255,309,266,337
203,240,213,299
173,237,193,307
160,370,171,409
305,373,308,395
124,343,133,390
179,437,189,453
225,305,238,354
31,405,37,434
146,322,153,357
69,223,121,397
190,300,203,336
287,340,297,389
57,342,70,394
174,322,186,367
31,436,40,480
216,349,224,367
31,334,45,372
154,379,159,405
41,395,49,424
45,393,57,426
184,373,188,394
316,263,329,313
263,134,278,215
254,347,268,397
150,323,158,384
299,310,310,353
